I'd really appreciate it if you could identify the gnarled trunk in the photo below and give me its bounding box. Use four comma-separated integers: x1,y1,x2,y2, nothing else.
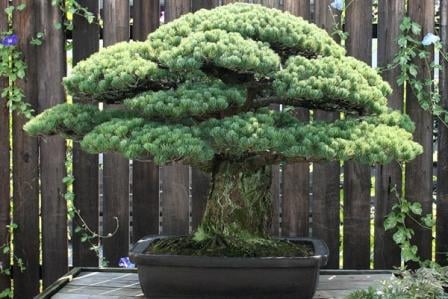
199,160,273,239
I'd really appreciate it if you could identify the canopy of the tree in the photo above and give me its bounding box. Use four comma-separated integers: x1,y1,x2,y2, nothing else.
25,3,422,167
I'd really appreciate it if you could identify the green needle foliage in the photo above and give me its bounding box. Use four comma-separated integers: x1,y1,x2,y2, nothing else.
23,2,423,251
25,3,421,167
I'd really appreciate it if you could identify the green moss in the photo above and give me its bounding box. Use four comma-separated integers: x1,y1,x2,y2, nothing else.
148,235,313,258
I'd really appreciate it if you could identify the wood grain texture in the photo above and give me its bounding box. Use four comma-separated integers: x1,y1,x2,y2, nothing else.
131,0,160,242
160,165,190,235
132,0,159,40
165,0,191,22
375,0,404,269
160,0,191,235
103,0,131,266
37,0,68,287
405,0,434,264
72,0,100,267
12,0,40,297
312,0,341,269
343,0,372,269
283,0,310,19
437,0,448,266
280,0,310,238
0,0,10,292
192,0,220,11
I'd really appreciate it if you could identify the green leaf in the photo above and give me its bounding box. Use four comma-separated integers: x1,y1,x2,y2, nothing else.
384,214,398,230
4,6,14,16
17,3,26,11
410,202,422,215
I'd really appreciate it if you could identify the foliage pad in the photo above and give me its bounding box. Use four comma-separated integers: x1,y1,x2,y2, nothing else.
25,3,422,242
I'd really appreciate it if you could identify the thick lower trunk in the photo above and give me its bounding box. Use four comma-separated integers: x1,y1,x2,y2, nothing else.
198,160,272,239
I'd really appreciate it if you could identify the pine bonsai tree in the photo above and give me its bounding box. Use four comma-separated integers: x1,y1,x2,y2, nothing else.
25,3,422,256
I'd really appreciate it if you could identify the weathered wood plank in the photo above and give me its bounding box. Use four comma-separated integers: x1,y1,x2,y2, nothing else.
281,0,310,238
343,0,373,269
190,0,219,233
12,0,40,297
72,0,100,267
38,0,68,287
131,0,160,242
102,0,131,266
165,0,191,22
438,0,448,266
312,0,341,269
160,0,191,236
405,0,434,264
283,0,309,17
0,0,10,293
271,164,281,237
375,0,405,269
192,0,220,11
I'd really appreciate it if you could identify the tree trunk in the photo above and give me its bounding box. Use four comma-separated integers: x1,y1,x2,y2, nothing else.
199,160,273,239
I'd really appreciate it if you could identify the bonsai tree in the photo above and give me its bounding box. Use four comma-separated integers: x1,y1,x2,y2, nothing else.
25,3,422,256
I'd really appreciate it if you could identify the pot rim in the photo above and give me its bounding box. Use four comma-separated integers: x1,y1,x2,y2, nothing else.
129,235,329,268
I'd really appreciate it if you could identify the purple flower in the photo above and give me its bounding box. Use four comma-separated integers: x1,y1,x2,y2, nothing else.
422,33,440,46
118,257,135,269
1,34,18,47
330,0,344,11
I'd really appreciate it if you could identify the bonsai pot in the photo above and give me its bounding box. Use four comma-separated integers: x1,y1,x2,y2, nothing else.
130,235,329,299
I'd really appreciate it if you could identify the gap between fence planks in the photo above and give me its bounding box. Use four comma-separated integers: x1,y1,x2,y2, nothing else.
102,0,131,267
375,0,404,269
72,0,100,267
343,0,373,270
438,0,448,266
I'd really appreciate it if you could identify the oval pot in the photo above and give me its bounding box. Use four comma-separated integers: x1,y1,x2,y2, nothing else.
130,236,328,299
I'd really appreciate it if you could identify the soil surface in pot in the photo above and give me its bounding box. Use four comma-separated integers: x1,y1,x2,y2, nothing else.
147,235,313,257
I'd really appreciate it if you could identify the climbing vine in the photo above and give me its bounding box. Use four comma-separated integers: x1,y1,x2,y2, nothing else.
384,186,435,265
1,1,105,297
388,16,448,126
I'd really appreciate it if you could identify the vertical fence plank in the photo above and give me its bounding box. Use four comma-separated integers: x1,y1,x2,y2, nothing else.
281,0,310,237
102,0,131,266
437,0,448,266
192,0,220,11
0,0,10,293
38,0,68,287
190,0,219,233
405,0,434,264
12,0,40,296
283,0,309,16
132,0,160,241
375,0,404,269
72,0,100,267
343,0,372,269
312,0,341,269
160,0,191,235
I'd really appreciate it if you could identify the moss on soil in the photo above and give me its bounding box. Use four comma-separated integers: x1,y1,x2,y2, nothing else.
147,235,313,258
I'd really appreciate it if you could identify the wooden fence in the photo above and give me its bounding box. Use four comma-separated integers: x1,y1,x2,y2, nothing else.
0,0,447,297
